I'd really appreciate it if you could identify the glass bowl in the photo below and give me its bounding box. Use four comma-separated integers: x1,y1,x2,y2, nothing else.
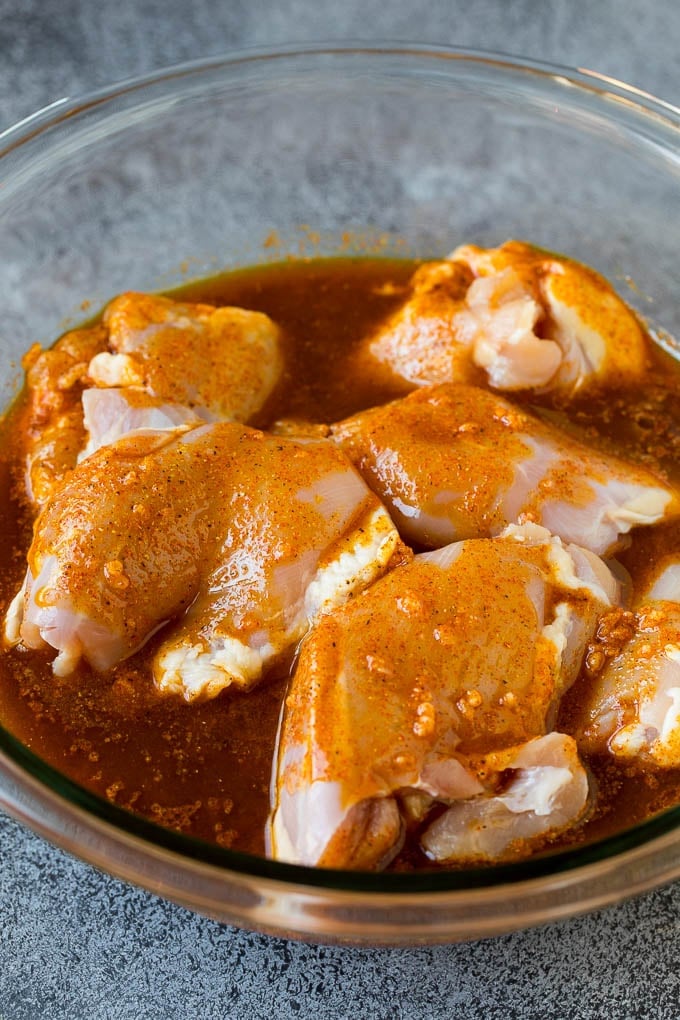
1,44,680,946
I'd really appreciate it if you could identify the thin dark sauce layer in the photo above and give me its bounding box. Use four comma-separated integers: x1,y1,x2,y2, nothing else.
2,255,680,868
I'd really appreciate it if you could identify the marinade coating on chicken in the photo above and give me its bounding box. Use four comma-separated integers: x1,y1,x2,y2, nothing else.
17,292,285,509
88,292,283,423
152,464,403,702
332,383,677,555
575,597,680,768
366,240,649,394
358,259,482,388
4,422,404,696
268,523,618,869
19,325,108,505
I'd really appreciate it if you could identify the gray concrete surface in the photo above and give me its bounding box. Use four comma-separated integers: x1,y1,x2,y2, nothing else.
1,2,680,1018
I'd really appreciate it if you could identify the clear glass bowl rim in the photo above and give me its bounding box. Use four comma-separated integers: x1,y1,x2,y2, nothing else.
1,42,680,920
2,41,679,154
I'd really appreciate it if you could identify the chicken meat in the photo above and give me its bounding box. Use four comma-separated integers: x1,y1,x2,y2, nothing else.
19,325,108,505
268,523,618,869
79,387,207,459
575,556,680,768
332,383,676,555
420,732,589,862
367,240,649,394
88,292,283,423
17,292,285,509
4,423,404,698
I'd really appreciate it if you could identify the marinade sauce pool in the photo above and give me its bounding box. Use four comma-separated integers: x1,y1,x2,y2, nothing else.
2,255,680,867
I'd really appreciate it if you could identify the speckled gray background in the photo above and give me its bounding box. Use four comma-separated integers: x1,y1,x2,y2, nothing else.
1,2,680,1018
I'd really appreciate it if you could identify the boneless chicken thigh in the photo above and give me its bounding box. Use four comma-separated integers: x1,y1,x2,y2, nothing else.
575,561,680,768
18,293,285,510
89,292,283,423
359,259,481,388
268,524,617,869
4,423,403,698
367,240,649,394
19,325,108,505
332,383,676,555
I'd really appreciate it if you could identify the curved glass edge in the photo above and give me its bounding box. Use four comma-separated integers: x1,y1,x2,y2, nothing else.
0,43,678,158
3,720,680,895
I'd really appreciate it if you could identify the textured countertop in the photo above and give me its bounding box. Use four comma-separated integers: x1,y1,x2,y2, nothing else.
1,2,680,1018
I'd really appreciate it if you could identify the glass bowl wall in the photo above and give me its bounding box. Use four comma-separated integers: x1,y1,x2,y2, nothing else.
1,45,679,944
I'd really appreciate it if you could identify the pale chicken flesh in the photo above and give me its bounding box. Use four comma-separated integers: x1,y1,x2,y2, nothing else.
367,240,649,394
332,383,676,555
575,557,680,768
420,732,589,862
80,387,208,459
5,422,403,698
268,524,618,869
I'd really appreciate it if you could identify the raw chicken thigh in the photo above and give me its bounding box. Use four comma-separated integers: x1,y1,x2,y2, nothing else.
19,325,108,505
332,383,676,555
89,292,283,423
268,523,617,869
18,292,285,509
4,423,403,698
367,240,649,394
576,560,680,767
